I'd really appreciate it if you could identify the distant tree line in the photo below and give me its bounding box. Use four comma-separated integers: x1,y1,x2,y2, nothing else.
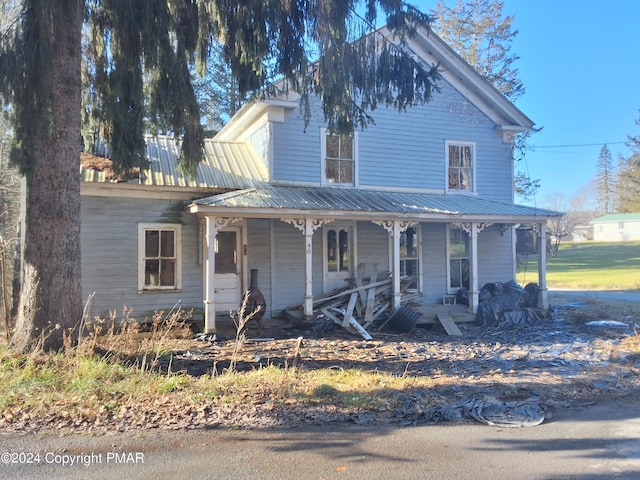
596,112,640,214
541,111,640,249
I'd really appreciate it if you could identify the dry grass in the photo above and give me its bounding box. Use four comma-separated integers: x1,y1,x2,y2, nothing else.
517,241,640,289
1,296,639,433
562,298,639,329
81,307,195,370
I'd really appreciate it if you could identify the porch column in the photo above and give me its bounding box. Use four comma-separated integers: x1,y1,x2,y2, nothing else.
392,221,402,309
304,220,314,318
373,220,417,310
454,222,492,314
203,216,217,333
469,223,480,314
282,217,333,319
537,222,549,310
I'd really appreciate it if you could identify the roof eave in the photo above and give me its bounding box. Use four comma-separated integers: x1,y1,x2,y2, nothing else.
188,203,560,223
399,25,534,130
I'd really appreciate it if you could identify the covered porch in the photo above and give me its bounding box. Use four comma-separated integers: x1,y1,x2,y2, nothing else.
189,186,560,334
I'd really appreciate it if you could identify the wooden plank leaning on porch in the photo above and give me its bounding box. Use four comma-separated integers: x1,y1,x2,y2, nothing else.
320,307,373,340
436,313,462,336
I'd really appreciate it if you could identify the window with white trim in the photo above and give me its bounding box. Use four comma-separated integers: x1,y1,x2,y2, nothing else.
447,226,470,292
326,228,350,272
446,141,475,192
138,223,181,291
322,129,357,185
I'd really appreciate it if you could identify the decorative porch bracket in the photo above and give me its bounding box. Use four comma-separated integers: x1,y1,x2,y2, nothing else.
282,217,334,318
203,216,242,334
454,222,493,313
373,220,418,310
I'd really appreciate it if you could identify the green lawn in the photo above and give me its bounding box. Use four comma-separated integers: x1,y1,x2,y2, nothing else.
516,241,640,290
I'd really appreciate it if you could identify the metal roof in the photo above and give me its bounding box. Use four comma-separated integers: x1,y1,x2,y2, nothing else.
591,213,640,223
80,135,268,190
191,185,562,221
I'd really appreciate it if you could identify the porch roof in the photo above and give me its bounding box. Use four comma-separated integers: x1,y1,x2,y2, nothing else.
190,185,562,222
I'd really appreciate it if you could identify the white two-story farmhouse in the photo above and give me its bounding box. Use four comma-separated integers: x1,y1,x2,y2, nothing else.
80,25,560,332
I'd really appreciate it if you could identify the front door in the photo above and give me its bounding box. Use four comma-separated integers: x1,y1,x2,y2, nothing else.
214,228,242,313
323,222,354,292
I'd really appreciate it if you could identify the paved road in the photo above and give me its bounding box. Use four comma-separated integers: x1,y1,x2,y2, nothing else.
2,398,640,480
550,288,640,304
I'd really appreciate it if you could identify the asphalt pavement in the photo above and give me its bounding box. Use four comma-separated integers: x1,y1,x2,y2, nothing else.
549,289,640,304
2,396,640,480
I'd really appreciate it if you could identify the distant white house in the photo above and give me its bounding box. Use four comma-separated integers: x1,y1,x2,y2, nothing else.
591,213,640,242
571,224,592,242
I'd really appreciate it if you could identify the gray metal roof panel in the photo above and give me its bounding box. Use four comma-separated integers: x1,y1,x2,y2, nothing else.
81,135,268,189
193,185,562,219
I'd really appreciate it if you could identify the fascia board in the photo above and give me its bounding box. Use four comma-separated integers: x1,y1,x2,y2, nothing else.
391,26,534,129
215,99,298,142
81,182,221,200
188,203,561,223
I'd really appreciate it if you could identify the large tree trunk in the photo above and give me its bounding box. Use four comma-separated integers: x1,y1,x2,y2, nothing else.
11,0,83,352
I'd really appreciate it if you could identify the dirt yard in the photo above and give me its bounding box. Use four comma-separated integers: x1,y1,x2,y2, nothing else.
2,293,638,433
164,293,640,423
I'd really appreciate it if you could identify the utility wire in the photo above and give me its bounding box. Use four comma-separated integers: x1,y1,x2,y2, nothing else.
528,141,627,149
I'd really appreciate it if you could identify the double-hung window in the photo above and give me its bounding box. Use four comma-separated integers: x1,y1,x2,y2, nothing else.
138,223,181,291
446,141,475,193
322,129,357,186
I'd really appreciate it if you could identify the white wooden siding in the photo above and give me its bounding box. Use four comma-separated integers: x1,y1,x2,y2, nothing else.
246,219,272,316
270,220,308,313
268,80,514,203
248,123,271,176
81,195,203,320
355,221,390,275
593,220,640,241
271,117,323,184
477,225,516,285
421,223,449,303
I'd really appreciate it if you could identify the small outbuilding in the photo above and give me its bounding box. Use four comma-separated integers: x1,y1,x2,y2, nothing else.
591,213,640,242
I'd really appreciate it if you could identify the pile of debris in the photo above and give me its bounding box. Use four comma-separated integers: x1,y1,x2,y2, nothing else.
474,280,547,327
284,265,421,340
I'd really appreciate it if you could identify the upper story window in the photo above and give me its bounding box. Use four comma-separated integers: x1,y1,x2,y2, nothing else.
322,129,357,186
446,141,475,193
138,223,181,291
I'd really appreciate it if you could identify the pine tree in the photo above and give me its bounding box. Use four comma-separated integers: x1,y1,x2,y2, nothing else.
1,0,83,352
616,153,640,213
616,113,640,213
432,0,524,102
596,144,614,214
431,0,536,201
0,1,441,352
192,42,247,134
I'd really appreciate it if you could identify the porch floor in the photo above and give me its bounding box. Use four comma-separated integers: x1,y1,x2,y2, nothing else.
412,303,476,325
204,301,476,337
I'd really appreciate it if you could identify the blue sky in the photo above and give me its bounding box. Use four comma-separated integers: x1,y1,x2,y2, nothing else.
414,0,640,207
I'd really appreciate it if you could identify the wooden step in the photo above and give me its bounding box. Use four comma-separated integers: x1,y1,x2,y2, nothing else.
436,313,462,336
